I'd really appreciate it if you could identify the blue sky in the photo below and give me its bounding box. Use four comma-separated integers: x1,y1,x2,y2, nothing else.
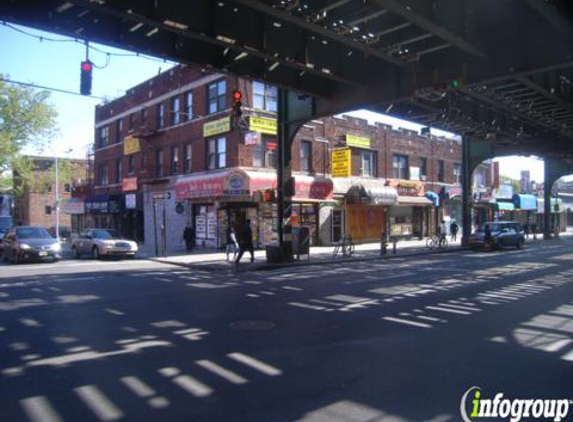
0,23,546,182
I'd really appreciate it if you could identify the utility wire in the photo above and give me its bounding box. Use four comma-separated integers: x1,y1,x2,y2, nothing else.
0,77,107,100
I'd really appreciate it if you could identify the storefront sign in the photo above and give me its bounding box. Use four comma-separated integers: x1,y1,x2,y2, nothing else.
85,195,120,213
386,179,424,196
123,136,141,155
223,170,250,196
176,173,226,199
195,215,206,238
294,177,334,200
122,177,138,192
346,134,371,148
125,193,136,209
244,131,261,145
207,212,216,239
520,170,531,193
492,161,500,188
60,198,85,214
249,116,277,135
203,117,230,137
331,148,351,178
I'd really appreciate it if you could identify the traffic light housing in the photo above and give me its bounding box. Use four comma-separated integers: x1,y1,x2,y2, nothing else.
80,60,93,95
264,189,275,202
232,90,242,118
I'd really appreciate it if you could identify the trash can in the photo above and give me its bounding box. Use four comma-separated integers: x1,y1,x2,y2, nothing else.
265,243,282,264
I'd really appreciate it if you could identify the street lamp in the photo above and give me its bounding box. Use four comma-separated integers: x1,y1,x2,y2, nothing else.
55,148,73,241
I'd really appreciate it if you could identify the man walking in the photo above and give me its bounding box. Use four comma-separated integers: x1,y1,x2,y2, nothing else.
235,220,254,264
450,219,459,242
226,225,239,262
439,220,448,247
183,224,195,252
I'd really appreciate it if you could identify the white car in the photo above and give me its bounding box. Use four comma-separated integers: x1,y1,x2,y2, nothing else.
71,229,138,259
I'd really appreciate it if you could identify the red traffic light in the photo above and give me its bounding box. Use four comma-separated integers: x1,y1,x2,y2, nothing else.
232,90,242,102
81,61,93,72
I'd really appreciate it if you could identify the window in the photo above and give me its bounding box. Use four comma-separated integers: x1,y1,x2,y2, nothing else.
116,158,122,183
171,146,179,175
171,96,180,126
128,155,135,175
157,103,165,129
115,119,123,143
97,165,108,186
253,139,278,169
184,144,192,173
207,80,226,114
98,126,109,149
419,157,427,179
438,160,445,182
300,141,312,172
128,113,134,131
253,82,278,112
362,150,377,177
207,137,226,169
392,154,408,179
155,149,163,177
453,163,462,184
185,91,193,121
140,108,148,127
45,206,52,215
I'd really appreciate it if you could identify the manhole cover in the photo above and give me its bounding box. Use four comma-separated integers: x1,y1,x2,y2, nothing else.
229,319,276,331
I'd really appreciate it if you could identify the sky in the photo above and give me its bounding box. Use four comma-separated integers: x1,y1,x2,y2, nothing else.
0,22,549,182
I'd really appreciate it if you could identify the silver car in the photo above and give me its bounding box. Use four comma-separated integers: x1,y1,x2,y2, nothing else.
71,229,138,259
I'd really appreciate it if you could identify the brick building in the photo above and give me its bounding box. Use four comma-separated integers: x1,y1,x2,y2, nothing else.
89,65,489,252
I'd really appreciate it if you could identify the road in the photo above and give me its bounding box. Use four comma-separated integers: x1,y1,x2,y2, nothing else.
0,239,572,422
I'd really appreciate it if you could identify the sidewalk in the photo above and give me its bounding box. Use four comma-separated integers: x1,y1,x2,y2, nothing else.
137,236,468,271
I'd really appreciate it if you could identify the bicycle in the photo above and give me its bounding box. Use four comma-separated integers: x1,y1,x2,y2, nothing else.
333,235,355,258
426,235,448,249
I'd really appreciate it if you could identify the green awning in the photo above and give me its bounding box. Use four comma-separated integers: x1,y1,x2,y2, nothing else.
496,201,515,211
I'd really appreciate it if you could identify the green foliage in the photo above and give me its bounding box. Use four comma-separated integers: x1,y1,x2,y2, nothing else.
12,156,81,197
500,175,521,193
0,76,58,172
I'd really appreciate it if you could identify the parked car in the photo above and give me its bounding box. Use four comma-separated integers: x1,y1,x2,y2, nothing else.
2,226,62,263
47,226,72,243
71,229,138,259
468,221,525,250
0,215,14,254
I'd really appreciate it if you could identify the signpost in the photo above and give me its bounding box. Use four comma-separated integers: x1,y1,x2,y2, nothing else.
152,191,171,256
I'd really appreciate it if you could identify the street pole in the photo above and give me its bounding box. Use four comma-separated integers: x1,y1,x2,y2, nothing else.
55,154,59,242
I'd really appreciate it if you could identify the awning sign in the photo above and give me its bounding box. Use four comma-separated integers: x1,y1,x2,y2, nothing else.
122,177,138,192
124,136,141,155
332,148,351,178
346,134,371,148
386,179,424,196
249,116,277,135
203,117,230,137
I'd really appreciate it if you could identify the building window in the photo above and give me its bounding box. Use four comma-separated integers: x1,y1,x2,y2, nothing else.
45,206,52,215
115,119,123,143
253,139,278,169
171,96,180,126
438,160,445,182
128,155,135,175
155,149,163,177
207,80,226,114
207,137,226,169
129,113,134,132
184,144,192,173
419,157,427,180
116,158,122,183
362,150,377,177
185,91,193,121
453,163,462,184
300,141,312,172
157,103,165,129
98,126,109,149
253,82,278,112
171,146,179,175
97,165,108,186
392,154,408,179
140,108,148,127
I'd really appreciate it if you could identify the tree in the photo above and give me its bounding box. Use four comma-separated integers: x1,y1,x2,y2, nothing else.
0,76,58,173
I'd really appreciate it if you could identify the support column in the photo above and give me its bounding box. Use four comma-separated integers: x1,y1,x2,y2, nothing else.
461,136,472,246
544,160,552,240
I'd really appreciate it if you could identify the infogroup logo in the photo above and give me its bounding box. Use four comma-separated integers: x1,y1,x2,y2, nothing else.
460,386,572,422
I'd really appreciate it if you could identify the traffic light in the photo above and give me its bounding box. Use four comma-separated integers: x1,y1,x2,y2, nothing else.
80,60,93,95
232,90,242,118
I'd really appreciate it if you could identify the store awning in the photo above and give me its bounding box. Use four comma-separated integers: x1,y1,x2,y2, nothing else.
496,201,515,211
398,196,433,206
537,198,564,213
345,179,398,206
512,194,537,210
60,198,85,214
424,191,440,207
439,186,462,200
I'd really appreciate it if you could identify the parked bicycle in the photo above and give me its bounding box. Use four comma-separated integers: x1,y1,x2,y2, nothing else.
425,234,448,249
333,234,355,258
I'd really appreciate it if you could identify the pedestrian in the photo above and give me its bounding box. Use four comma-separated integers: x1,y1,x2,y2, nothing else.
183,224,195,252
531,222,537,240
439,220,447,246
235,219,254,264
484,223,492,249
226,225,239,262
450,219,459,242
523,223,530,239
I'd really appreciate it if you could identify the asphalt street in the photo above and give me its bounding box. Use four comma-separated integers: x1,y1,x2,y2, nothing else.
0,238,572,422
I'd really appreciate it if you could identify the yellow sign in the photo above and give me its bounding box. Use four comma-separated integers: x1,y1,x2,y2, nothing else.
123,136,141,155
331,148,351,178
203,117,231,137
249,116,277,135
346,133,371,148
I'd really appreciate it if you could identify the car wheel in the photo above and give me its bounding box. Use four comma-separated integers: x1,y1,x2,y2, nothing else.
517,239,524,250
72,246,80,259
92,246,100,260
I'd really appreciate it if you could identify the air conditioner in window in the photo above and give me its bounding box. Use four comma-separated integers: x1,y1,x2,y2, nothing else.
420,175,427,181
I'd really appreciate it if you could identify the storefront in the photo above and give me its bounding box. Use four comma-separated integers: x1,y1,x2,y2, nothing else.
387,179,431,239
495,199,515,220
84,194,121,230
511,194,537,226
536,198,565,232
439,186,463,228
60,198,85,235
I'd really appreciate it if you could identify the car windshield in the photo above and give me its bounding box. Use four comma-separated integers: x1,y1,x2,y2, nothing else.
0,216,13,230
92,229,120,239
18,227,53,239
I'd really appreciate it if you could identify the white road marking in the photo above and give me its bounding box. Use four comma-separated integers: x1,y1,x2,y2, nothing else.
74,385,124,421
20,396,64,422
227,353,282,376
196,360,248,384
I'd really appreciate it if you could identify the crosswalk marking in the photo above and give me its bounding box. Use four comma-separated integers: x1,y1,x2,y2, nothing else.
20,396,63,422
196,360,248,385
74,385,124,421
228,353,282,376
